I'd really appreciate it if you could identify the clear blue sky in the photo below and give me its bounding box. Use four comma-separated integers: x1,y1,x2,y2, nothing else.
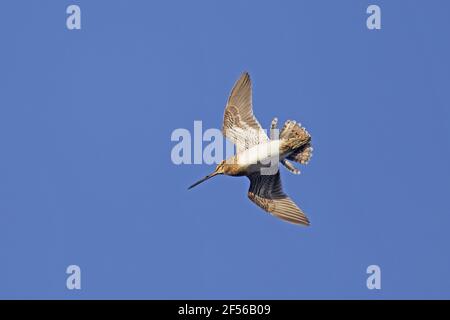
1,0,450,299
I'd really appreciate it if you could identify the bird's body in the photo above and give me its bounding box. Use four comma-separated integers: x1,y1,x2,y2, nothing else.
237,140,281,166
189,72,313,226
224,139,300,174
224,140,281,175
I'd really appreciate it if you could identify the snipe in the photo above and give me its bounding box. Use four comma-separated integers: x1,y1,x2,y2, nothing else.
189,72,313,226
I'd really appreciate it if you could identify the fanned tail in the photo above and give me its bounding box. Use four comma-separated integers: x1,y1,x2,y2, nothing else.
280,120,313,165
288,143,313,165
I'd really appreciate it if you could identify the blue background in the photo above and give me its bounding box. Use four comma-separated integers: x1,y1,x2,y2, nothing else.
1,0,449,299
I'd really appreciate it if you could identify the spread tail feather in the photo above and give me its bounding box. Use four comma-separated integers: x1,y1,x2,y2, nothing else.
280,120,313,165
288,143,313,165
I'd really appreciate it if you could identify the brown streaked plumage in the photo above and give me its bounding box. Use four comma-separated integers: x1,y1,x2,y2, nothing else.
188,72,313,226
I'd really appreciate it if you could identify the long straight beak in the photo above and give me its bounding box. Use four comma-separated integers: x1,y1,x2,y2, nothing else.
188,171,220,190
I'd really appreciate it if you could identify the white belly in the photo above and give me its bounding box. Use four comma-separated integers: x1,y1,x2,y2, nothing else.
237,140,281,166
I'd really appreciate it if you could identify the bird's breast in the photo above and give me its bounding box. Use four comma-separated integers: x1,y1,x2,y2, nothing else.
236,140,282,167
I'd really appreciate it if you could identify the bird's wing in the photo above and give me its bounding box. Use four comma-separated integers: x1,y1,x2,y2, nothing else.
222,72,269,153
247,171,310,226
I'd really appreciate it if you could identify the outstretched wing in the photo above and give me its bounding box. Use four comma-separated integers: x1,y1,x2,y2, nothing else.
247,171,310,226
222,72,269,153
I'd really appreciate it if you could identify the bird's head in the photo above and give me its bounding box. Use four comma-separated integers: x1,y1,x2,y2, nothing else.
188,160,226,190
214,160,226,174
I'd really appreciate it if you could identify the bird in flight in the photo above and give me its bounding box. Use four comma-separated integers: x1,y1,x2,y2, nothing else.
188,72,313,226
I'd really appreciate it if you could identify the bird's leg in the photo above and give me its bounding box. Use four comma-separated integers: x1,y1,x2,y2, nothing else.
281,159,300,175
270,117,278,140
